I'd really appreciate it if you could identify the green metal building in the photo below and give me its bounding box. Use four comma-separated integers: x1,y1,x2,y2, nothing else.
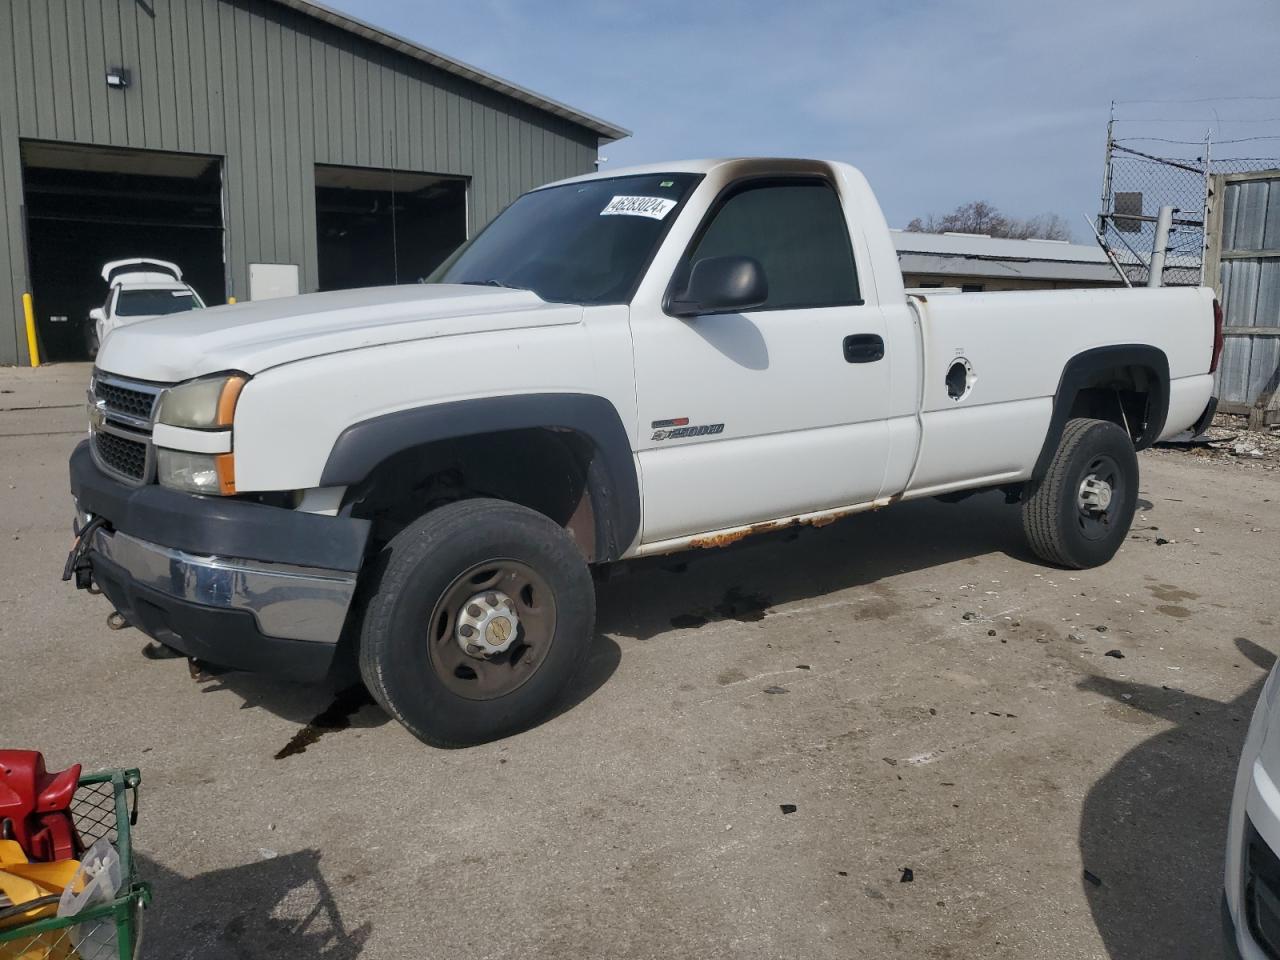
0,0,627,364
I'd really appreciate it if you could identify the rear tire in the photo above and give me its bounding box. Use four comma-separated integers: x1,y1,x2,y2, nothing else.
1022,418,1138,569
357,498,595,747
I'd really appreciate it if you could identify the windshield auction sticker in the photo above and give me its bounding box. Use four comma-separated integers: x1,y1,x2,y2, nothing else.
600,195,678,219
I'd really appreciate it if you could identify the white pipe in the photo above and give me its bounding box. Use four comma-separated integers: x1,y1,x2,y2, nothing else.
1082,214,1132,288
1147,205,1175,288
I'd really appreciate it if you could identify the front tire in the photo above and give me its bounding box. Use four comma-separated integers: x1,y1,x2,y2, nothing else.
1022,418,1139,569
358,498,595,747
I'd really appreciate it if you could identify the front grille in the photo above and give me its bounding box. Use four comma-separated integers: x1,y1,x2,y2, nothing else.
96,380,157,420
1246,817,1280,959
93,430,148,481
90,371,166,485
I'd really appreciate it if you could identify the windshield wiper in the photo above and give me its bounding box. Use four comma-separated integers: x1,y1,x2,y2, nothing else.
459,279,527,291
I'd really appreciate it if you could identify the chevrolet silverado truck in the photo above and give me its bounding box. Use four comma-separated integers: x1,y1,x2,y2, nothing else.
65,158,1223,747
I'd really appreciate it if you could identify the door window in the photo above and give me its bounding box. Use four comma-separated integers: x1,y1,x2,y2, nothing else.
678,179,860,311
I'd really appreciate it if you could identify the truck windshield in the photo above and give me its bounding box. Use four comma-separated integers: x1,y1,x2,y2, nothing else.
116,289,202,317
430,173,701,305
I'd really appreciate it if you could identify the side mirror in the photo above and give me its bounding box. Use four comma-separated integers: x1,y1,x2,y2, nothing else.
88,308,106,323
669,255,768,317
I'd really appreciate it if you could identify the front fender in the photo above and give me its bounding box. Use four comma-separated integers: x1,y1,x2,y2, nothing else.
320,393,641,561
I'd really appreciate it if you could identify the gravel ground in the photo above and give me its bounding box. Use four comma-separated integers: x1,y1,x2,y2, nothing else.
1155,411,1280,468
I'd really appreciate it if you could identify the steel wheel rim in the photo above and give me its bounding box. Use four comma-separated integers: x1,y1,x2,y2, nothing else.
426,559,557,701
1075,454,1123,542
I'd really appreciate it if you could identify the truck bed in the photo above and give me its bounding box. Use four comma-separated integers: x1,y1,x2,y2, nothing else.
902,285,1216,498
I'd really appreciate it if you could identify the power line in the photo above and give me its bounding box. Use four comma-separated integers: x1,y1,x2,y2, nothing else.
1116,136,1280,146
1114,117,1280,124
1113,95,1280,105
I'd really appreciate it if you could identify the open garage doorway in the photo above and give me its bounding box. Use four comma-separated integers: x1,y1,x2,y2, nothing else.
21,140,225,362
315,164,467,291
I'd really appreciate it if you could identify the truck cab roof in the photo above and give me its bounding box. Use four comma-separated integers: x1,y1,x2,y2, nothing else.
541,157,833,189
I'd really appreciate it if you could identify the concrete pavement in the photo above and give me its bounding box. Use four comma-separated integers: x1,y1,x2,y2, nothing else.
2,363,1274,959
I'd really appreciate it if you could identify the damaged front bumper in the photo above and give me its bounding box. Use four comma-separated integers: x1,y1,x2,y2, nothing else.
67,440,370,680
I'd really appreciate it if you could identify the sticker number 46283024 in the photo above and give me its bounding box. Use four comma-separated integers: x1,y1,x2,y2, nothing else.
600,195,678,220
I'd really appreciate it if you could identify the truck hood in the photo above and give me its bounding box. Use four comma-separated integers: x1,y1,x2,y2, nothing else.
95,284,582,382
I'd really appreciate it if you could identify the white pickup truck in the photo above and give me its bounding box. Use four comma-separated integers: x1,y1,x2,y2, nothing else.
66,158,1223,746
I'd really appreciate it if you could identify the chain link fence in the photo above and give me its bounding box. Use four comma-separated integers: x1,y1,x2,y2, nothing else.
1098,141,1280,286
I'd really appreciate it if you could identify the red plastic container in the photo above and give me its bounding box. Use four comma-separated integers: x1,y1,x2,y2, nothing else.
0,750,83,861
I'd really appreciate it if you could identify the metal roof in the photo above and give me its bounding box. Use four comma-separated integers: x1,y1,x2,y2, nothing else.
892,230,1201,284
892,230,1113,264
891,230,1119,282
268,0,631,142
896,253,1123,283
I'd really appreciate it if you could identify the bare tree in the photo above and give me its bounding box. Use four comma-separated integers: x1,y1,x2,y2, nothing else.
1007,212,1073,241
906,202,1072,241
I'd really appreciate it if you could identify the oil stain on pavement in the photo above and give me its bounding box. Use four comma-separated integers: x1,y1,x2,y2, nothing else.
669,586,772,629
1147,583,1198,603
275,685,376,759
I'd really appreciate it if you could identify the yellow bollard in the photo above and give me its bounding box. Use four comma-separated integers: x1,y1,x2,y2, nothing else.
227,296,237,304
22,293,40,368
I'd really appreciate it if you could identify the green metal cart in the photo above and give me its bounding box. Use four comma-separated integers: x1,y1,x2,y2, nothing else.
0,769,149,960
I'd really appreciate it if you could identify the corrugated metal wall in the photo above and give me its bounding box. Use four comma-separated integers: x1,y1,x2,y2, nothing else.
0,0,602,365
1215,171,1280,409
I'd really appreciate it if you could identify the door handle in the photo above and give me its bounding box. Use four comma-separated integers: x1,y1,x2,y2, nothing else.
843,334,884,363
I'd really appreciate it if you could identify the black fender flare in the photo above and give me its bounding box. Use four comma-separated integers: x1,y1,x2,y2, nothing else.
320,393,640,562
1030,344,1170,484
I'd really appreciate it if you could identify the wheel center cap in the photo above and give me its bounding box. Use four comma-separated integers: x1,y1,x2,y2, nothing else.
1078,475,1113,512
455,591,519,659
487,616,512,645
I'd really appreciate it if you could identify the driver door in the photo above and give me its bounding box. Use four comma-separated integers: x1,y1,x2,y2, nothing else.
628,176,892,544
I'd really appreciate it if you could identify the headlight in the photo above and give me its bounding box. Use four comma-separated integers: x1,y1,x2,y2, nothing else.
156,449,235,495
156,374,247,429
155,373,246,495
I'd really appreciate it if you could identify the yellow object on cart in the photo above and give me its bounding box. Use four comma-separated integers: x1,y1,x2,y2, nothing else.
0,933,77,959
0,839,81,956
0,931,77,959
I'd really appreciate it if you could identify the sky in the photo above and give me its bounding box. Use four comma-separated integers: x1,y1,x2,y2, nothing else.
322,0,1280,236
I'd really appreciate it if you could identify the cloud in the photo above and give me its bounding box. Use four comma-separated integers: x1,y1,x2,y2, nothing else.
325,0,1280,228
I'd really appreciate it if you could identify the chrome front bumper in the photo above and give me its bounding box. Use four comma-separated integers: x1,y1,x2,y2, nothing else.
90,526,357,645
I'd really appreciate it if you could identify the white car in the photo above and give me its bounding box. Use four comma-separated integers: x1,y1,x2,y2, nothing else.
1224,662,1280,958
66,157,1222,746
86,259,205,357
